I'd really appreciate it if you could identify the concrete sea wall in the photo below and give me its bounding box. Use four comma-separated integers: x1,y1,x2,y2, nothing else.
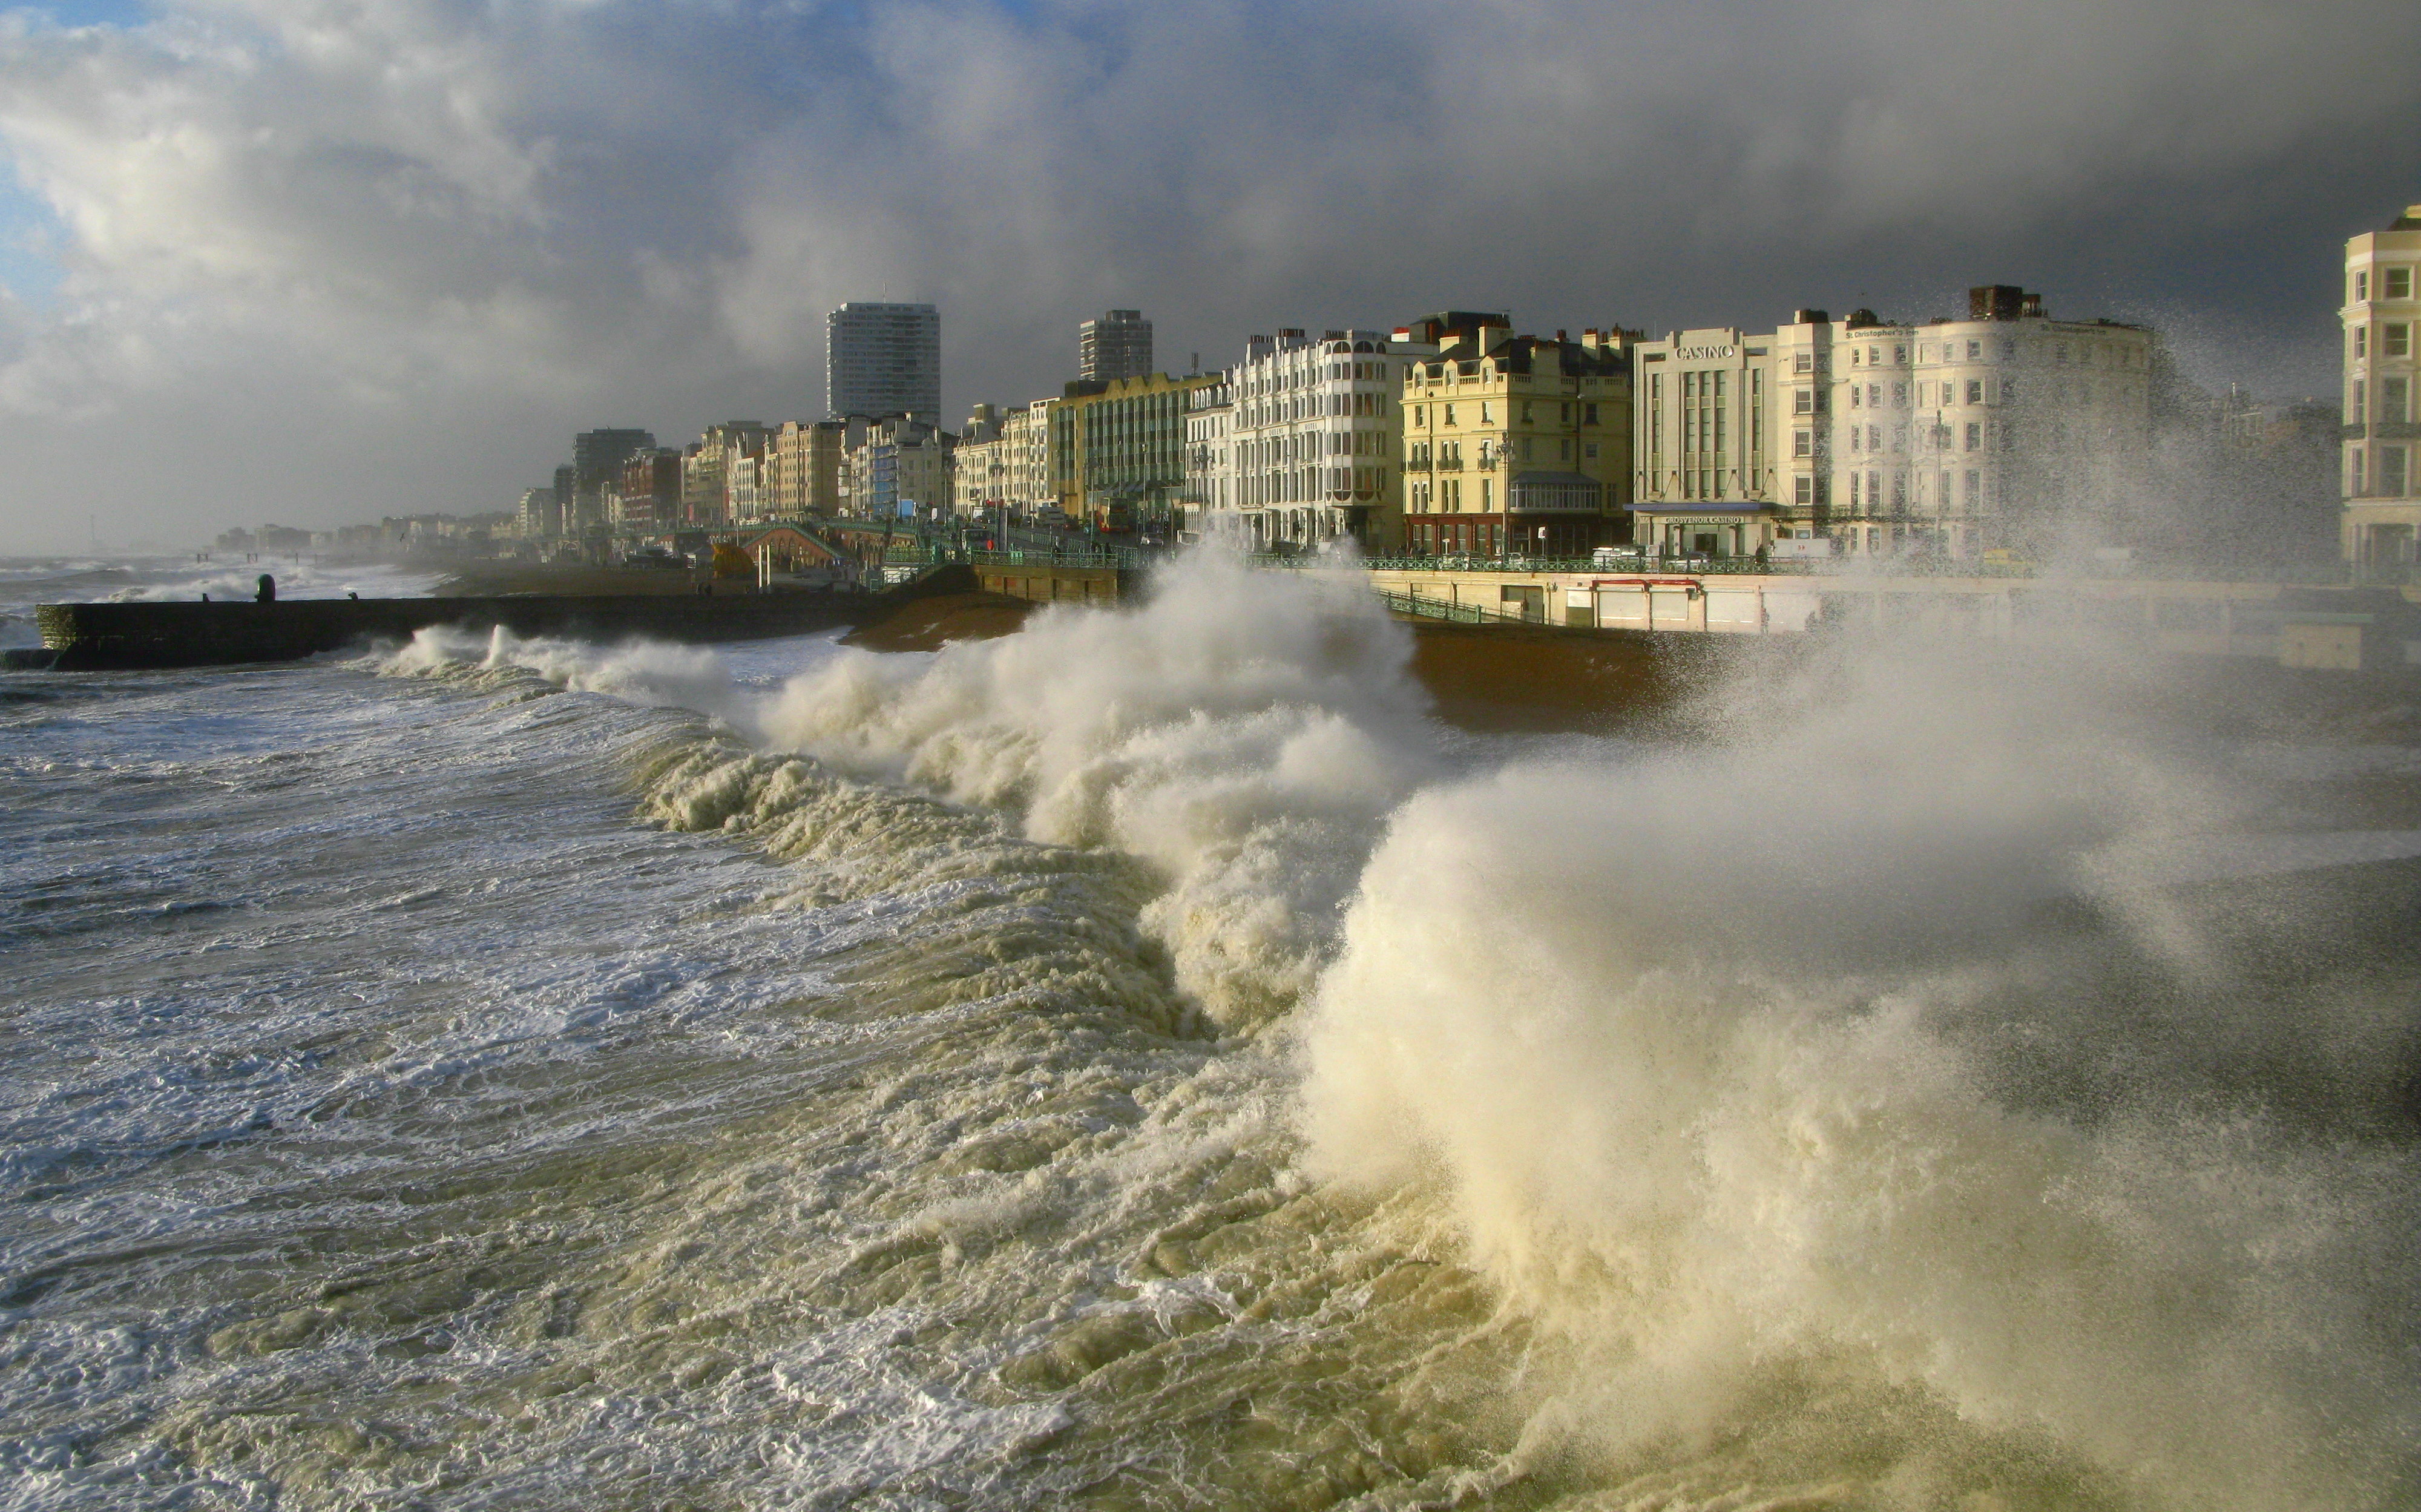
32,589,887,670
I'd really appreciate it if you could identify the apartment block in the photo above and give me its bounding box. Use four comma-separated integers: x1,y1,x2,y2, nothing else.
2344,205,2421,571
1079,309,1154,383
827,303,941,423
1200,327,1427,553
1053,372,1219,534
1399,314,1633,559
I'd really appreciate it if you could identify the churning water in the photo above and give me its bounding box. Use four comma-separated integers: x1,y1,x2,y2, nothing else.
2,554,2417,1509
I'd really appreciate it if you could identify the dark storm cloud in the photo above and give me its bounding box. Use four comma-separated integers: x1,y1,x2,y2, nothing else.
0,0,2413,547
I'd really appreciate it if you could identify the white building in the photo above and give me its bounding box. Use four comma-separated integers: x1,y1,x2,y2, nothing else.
1180,376,1235,541
2344,205,2421,572
1197,327,1429,553
953,404,1006,519
827,303,941,424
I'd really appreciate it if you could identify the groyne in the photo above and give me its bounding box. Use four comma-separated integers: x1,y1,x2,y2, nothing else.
25,568,979,670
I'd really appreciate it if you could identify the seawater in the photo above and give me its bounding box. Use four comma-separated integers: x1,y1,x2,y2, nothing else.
2,554,2417,1510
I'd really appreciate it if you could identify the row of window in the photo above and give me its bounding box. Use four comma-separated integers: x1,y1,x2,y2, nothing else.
2350,377,2413,426
2353,268,2416,304
2351,324,2414,360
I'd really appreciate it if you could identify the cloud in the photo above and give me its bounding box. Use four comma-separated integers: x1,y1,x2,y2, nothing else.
0,0,2413,547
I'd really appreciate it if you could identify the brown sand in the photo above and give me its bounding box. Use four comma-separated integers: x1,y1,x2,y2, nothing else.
840,592,1040,652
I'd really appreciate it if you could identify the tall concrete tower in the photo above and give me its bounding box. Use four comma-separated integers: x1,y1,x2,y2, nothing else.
1079,309,1154,383
826,303,941,423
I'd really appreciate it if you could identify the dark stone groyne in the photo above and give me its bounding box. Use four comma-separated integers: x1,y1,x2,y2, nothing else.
27,568,981,670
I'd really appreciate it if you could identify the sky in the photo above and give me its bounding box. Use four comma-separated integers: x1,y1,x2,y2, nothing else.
0,0,2414,551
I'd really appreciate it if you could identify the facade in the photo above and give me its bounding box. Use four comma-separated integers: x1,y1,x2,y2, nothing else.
608,450,682,531
1399,314,1633,559
842,416,956,519
952,404,1016,519
1001,399,1056,518
1631,326,1778,557
1079,309,1154,383
570,429,654,534
1053,372,1220,534
827,303,941,423
2344,205,2421,572
1180,376,1235,539
766,419,847,519
677,422,768,529
1205,327,1425,552
1813,288,2155,559
517,486,560,539
726,453,767,524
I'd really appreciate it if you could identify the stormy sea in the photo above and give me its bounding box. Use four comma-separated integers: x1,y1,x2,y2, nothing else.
3,551,2419,1510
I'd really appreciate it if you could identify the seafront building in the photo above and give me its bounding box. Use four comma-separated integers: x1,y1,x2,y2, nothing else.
1815,288,2155,560
1631,289,2157,562
1079,311,1154,383
1399,314,1633,559
570,429,655,536
1630,325,1778,557
1192,327,1428,553
842,416,955,519
1053,372,1219,534
827,303,941,424
607,450,682,531
2344,205,2421,571
954,404,1007,519
766,419,847,519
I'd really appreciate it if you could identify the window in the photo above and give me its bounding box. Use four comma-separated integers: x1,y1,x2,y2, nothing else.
2392,269,2414,300
2355,329,2368,360
2388,325,2411,358
1560,403,1572,422
1585,442,1598,459
2350,449,2365,494
1479,402,1492,424
1966,340,1981,360
1585,403,1599,426
1965,422,1980,452
1868,346,1881,364
1894,346,1907,364
2356,271,2370,303
1520,401,1533,423
1999,340,2017,360
1794,430,1812,457
1444,404,1456,426
1868,384,1882,407
1851,387,1863,409
1795,353,1813,373
1849,427,1862,453
1893,382,1907,406
1850,473,1861,505
1851,349,1862,366
1796,476,1813,504
2385,447,2408,496
1794,390,1814,415
2386,378,2410,424
1964,470,1979,502
1966,380,1983,404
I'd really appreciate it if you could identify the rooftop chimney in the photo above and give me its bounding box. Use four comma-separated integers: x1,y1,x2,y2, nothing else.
1969,285,2028,321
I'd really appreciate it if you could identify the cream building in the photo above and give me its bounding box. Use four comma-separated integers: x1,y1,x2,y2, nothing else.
1399,314,1632,559
1631,326,1777,557
2344,205,2421,572
953,404,1006,519
1813,289,2154,559
767,419,847,518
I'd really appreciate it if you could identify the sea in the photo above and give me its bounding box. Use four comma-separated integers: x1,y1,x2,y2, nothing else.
2,552,2418,1510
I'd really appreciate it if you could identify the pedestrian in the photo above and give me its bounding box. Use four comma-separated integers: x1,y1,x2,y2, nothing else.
255,573,276,603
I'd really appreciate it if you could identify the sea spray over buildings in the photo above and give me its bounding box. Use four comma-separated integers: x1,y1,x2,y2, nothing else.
359,554,2421,1506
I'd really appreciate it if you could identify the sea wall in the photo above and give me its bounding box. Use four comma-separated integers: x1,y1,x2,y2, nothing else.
33,587,904,670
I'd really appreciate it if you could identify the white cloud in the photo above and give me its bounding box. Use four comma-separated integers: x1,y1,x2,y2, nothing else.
0,0,2413,547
